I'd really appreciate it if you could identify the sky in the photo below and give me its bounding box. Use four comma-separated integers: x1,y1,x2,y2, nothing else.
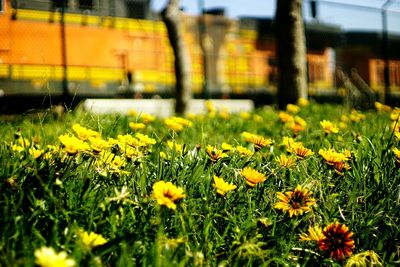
151,0,400,33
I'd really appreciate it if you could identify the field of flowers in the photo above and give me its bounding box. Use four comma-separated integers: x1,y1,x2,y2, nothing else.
1,100,400,266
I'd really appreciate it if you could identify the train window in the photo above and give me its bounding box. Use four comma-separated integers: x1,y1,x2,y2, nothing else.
79,0,94,11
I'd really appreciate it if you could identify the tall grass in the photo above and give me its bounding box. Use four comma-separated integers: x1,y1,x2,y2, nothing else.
0,102,399,266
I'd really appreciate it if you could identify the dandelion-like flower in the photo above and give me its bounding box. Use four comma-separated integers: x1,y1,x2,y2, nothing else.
298,98,309,107
320,120,340,134
392,147,400,164
299,224,324,242
167,141,184,154
344,250,383,267
34,246,75,267
240,167,266,187
77,229,108,249
129,122,146,131
236,146,254,157
59,134,90,155
276,154,296,168
152,181,186,210
286,116,307,133
318,222,355,260
243,133,273,151
274,185,316,217
135,133,156,146
286,104,300,114
72,123,100,140
288,143,314,159
374,101,391,113
319,148,351,174
213,176,237,196
206,145,228,162
89,137,110,154
278,111,294,123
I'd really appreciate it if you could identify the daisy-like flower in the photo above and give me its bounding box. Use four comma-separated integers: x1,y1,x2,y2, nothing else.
240,167,266,187
276,154,296,168
345,250,383,267
319,148,351,174
374,102,391,113
297,97,309,107
206,145,228,162
299,224,324,242
164,118,184,132
140,113,156,124
274,185,316,217
72,123,100,141
77,229,108,249
129,122,146,131
236,146,254,157
59,134,90,155
89,137,110,154
349,110,366,122
278,111,294,123
320,120,340,134
152,181,186,210
392,147,400,164
243,133,273,151
318,222,355,260
286,104,300,114
118,134,141,148
288,143,314,159
286,116,307,133
390,108,400,121
167,141,184,154
221,142,234,152
29,147,45,159
135,133,156,146
213,176,237,196
34,246,75,267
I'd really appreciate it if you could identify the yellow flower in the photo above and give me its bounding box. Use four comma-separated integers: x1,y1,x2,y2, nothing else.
282,136,303,149
59,134,90,155
135,133,156,146
392,147,400,163
205,100,216,113
221,142,234,152
77,229,107,249
34,247,75,267
319,148,351,174
320,120,339,134
274,185,316,217
240,111,251,119
152,181,186,210
243,132,273,151
164,118,184,132
167,141,184,154
276,154,296,168
241,167,266,187
286,116,307,133
297,98,309,107
349,110,366,122
140,113,156,124
89,137,110,154
390,108,400,120
72,123,100,141
129,122,146,131
374,102,391,113
213,176,237,196
29,147,44,159
288,143,314,159
345,250,383,267
236,146,254,157
118,134,141,148
219,109,230,120
206,145,228,162
278,111,294,123
253,114,263,123
299,225,324,242
286,104,300,114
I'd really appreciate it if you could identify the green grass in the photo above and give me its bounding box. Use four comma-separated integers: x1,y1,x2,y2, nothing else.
1,102,399,266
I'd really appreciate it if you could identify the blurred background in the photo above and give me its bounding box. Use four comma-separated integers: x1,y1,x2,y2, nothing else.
0,0,399,112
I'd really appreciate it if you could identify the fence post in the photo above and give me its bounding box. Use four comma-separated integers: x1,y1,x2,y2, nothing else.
61,0,69,105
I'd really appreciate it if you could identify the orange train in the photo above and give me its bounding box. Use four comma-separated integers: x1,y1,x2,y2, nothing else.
0,0,399,111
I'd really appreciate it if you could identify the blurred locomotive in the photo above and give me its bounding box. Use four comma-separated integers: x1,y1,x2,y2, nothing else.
0,0,400,112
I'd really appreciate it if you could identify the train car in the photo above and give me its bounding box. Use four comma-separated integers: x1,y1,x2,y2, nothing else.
3,0,393,112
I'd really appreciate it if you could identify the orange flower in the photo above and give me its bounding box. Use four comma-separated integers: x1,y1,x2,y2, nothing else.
240,167,266,187
274,185,316,217
318,222,355,260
